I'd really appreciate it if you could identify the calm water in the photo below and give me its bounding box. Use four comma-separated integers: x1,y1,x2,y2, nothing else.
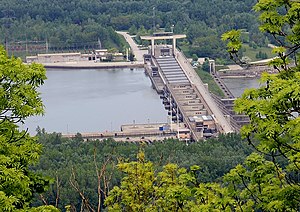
23,68,168,134
222,77,261,97
23,69,261,134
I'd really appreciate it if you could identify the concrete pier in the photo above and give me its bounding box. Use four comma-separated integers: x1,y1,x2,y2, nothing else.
141,33,234,140
62,122,190,142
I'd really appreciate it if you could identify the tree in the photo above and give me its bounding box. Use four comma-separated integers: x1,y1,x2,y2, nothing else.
105,151,156,211
106,0,300,211
192,53,198,62
0,46,58,211
105,151,200,211
201,58,210,72
221,0,300,210
32,133,251,210
104,150,242,211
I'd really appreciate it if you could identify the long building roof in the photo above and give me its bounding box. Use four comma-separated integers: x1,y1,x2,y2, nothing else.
141,34,186,40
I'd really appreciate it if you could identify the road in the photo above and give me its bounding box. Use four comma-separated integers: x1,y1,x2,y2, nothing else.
175,49,234,133
118,31,234,134
116,31,148,63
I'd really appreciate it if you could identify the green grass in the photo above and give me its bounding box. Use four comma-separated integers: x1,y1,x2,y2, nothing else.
242,44,276,61
195,68,225,97
215,65,229,71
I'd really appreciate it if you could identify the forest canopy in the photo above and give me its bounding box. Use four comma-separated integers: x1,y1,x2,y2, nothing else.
0,0,263,61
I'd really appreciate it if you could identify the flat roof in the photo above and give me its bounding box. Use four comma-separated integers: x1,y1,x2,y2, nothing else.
37,52,81,57
141,34,186,40
95,49,108,52
26,56,38,59
189,115,214,122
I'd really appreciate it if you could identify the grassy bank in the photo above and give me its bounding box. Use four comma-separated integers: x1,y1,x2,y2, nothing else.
242,44,276,61
195,68,225,97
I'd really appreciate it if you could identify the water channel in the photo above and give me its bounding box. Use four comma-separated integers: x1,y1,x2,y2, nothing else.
23,68,262,134
222,77,261,97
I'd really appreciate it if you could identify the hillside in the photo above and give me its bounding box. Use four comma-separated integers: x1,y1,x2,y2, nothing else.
0,0,262,61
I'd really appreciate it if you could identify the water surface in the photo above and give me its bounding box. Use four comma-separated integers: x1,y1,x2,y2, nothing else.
23,68,168,134
222,77,261,97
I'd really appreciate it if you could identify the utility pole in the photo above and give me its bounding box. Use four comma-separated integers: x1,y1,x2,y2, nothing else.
46,39,49,53
98,37,102,49
25,38,28,54
152,7,156,33
1,9,15,54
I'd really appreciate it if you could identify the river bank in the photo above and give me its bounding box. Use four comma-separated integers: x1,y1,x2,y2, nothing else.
33,60,145,69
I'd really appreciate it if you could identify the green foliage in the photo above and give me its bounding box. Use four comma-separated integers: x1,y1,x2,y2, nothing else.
105,151,198,211
223,153,298,211
195,68,225,97
1,0,264,62
201,59,210,72
255,50,268,59
32,133,251,211
221,30,245,65
105,151,156,211
220,0,300,210
106,0,300,211
191,54,198,62
221,30,242,53
0,46,58,211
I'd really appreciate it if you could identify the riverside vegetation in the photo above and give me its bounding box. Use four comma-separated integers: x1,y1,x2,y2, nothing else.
0,0,299,211
30,133,251,211
1,0,269,63
105,0,300,210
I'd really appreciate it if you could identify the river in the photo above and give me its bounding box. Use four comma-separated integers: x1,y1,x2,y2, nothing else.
222,77,261,97
23,68,168,134
23,68,262,135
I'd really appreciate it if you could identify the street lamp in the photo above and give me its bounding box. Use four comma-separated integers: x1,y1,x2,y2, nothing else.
171,24,174,33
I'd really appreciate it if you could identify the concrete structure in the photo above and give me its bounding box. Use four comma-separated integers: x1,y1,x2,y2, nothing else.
141,33,186,56
24,32,147,69
26,52,82,63
62,122,190,142
116,31,148,63
25,49,124,64
142,34,234,140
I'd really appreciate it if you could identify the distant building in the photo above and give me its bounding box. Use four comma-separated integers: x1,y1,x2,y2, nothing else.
25,49,124,64
26,52,82,63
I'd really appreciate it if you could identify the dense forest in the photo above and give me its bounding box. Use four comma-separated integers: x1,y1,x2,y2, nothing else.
31,132,252,210
0,0,265,62
1,0,300,211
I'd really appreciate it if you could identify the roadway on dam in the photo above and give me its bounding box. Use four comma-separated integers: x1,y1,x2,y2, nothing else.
119,31,234,136
174,49,234,133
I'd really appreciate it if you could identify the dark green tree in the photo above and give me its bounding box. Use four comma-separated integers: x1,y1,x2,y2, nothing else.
221,0,300,210
201,59,210,72
106,0,300,211
0,46,58,211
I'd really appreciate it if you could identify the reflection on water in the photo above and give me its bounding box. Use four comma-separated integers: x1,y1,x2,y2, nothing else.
23,68,168,134
222,77,261,97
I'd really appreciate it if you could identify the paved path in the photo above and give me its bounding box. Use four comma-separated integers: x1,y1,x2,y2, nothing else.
175,49,234,133
116,31,148,63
